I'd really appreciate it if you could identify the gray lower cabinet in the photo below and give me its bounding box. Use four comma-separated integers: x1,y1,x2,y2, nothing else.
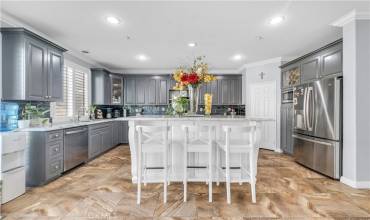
281,103,294,154
112,121,122,146
120,121,129,144
88,122,113,159
26,130,64,186
1,28,66,101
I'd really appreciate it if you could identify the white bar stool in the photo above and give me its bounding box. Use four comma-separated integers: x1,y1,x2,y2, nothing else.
136,124,170,205
216,123,259,204
183,123,214,202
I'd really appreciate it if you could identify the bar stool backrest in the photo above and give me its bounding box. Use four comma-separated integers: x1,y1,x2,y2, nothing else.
136,124,169,145
182,122,215,143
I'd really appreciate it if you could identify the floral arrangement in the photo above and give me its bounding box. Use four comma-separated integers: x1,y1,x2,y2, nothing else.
172,56,216,90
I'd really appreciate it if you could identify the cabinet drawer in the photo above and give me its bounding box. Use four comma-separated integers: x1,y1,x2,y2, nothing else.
46,130,63,142
46,158,63,180
47,141,63,158
1,133,26,154
2,166,26,203
89,123,111,132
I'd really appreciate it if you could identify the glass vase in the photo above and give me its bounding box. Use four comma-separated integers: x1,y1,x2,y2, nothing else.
188,85,199,114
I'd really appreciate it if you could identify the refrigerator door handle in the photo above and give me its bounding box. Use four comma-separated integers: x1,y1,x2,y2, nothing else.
306,87,314,131
303,87,308,130
292,134,332,146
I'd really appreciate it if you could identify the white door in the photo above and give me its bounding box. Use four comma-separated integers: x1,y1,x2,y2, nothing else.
248,81,276,150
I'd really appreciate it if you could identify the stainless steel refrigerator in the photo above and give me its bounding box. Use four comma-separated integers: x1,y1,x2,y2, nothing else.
293,76,342,179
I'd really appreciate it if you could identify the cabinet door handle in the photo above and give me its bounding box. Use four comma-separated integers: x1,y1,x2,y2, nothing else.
54,147,59,152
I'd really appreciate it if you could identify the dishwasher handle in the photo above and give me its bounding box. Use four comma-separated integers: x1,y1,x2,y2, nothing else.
65,128,87,135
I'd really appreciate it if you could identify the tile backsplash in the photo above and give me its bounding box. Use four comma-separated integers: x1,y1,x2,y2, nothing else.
96,104,245,117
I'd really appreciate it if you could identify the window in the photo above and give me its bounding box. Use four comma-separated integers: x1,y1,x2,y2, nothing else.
51,61,89,120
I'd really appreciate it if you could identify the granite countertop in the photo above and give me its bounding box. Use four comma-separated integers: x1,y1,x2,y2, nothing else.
13,115,275,132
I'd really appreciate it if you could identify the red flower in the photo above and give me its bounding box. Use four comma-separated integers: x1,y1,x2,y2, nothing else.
187,73,199,84
180,74,189,85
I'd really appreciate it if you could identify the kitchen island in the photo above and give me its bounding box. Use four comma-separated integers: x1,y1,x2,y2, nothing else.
127,115,270,183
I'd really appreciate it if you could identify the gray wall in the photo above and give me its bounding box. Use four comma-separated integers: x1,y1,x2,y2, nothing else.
342,19,370,186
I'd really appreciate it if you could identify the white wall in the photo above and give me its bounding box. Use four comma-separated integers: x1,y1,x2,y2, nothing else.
242,59,282,151
341,19,370,188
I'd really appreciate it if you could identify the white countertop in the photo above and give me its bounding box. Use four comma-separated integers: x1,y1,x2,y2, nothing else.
12,115,274,132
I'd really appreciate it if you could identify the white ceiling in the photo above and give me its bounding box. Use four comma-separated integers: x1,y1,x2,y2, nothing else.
1,1,370,72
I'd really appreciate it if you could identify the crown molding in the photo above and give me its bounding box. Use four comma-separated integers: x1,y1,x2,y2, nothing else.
237,57,282,73
0,11,110,70
113,68,240,75
331,9,370,27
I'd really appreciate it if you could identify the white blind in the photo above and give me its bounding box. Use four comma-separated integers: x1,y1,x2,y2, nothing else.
53,64,89,119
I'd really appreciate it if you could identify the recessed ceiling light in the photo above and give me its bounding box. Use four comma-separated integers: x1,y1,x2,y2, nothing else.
231,54,244,61
106,16,121,25
188,42,197,47
136,54,149,61
270,16,284,25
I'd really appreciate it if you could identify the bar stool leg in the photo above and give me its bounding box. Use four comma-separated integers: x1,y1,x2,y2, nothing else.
164,145,168,203
137,142,142,205
208,144,213,202
225,149,231,204
250,151,256,203
183,141,188,202
239,153,242,185
216,147,220,186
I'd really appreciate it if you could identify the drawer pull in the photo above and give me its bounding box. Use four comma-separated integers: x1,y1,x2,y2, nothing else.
54,165,59,170
54,148,59,152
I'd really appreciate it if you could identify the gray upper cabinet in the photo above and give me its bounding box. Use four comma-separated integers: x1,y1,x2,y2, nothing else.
208,80,219,105
124,76,169,105
301,55,320,83
219,76,242,105
281,63,301,89
135,78,147,104
91,68,111,105
110,74,123,105
1,28,66,101
157,78,168,105
320,44,342,77
124,78,136,105
280,39,342,86
123,74,242,106
48,48,64,101
147,78,157,104
26,38,48,100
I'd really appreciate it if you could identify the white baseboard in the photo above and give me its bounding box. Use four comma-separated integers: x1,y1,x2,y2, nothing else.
340,176,370,189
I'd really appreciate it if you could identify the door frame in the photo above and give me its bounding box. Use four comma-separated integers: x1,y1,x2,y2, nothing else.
247,80,279,151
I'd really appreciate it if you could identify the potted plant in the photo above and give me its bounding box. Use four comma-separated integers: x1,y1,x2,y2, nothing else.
20,103,50,127
171,96,189,116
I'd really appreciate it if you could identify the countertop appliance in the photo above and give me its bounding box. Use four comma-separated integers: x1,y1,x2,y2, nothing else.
293,76,342,179
1,132,26,203
63,126,88,172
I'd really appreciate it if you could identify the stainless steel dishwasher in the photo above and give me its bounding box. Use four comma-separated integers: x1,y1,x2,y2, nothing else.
64,126,88,172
